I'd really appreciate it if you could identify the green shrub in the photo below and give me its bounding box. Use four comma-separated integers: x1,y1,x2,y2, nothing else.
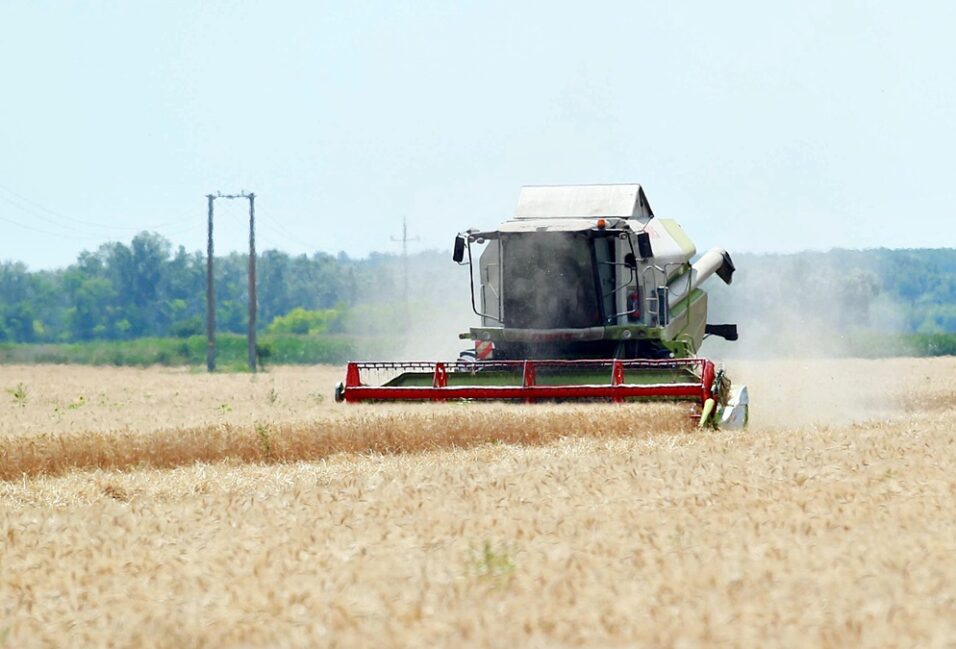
265,308,344,335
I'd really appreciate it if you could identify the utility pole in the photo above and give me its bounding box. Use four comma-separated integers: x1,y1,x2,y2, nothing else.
247,193,257,372
205,191,257,373
206,195,216,372
390,216,420,306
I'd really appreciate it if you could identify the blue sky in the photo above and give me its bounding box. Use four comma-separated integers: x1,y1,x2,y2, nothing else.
1,1,954,269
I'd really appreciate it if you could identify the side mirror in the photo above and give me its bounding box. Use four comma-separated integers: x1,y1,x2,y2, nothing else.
636,232,653,260
452,235,466,263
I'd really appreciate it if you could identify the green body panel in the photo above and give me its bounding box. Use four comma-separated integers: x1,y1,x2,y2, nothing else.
662,289,708,356
657,219,697,259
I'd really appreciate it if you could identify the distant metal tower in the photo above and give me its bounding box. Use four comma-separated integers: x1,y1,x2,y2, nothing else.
391,216,419,305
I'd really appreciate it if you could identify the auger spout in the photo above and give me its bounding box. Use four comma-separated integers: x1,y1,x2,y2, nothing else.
667,247,736,309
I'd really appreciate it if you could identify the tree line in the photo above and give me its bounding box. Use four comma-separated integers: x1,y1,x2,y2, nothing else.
0,232,451,343
707,247,956,336
2,232,955,344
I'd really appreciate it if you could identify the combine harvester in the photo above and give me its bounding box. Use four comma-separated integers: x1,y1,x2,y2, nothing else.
336,184,748,428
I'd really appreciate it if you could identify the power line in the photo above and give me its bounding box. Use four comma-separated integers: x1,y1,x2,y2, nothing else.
222,205,321,253
262,217,308,246
1,180,326,264
0,206,106,241
0,181,194,234
156,222,206,238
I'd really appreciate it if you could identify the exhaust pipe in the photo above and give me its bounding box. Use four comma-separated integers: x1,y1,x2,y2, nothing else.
667,248,735,309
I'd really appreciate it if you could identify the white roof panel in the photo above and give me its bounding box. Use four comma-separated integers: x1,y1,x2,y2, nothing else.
513,184,654,221
498,217,610,233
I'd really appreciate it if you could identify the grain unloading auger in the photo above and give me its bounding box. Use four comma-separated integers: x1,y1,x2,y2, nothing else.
336,184,748,428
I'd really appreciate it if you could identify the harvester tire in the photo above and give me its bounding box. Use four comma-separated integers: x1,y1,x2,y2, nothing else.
334,382,346,403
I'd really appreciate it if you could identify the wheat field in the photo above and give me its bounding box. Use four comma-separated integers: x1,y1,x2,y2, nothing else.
1,359,955,648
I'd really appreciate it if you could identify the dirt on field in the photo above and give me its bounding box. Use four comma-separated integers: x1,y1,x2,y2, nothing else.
1,359,955,647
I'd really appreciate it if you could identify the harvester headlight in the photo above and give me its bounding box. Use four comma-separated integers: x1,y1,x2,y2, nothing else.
596,218,607,229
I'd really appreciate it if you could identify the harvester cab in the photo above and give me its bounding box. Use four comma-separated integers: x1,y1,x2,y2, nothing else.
336,184,748,429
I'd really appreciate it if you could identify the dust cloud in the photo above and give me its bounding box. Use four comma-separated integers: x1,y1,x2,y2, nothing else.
704,252,912,426
704,253,905,359
345,249,479,362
